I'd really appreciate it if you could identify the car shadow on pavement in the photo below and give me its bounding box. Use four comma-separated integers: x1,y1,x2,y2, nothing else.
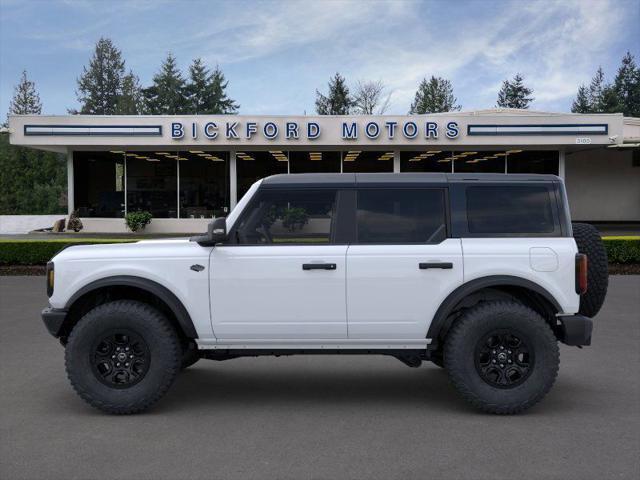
159,363,466,412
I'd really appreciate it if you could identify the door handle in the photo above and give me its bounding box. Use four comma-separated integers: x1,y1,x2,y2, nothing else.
302,263,337,271
419,262,453,270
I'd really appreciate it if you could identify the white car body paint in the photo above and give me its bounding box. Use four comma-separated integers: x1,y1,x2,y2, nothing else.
48,177,581,350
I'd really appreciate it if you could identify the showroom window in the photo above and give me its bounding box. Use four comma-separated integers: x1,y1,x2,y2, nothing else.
126,152,177,218
289,151,341,173
178,151,229,218
73,151,125,218
342,151,394,173
237,151,288,201
400,151,454,172
506,150,559,174
454,151,506,173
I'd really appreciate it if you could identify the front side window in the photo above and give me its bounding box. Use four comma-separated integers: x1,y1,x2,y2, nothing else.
235,189,337,245
466,185,556,234
356,189,447,244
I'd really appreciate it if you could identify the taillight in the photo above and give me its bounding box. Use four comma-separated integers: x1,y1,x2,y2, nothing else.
46,262,54,297
575,254,587,295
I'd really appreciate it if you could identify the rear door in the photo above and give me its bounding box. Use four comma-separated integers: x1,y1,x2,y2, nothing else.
346,188,463,339
210,188,348,340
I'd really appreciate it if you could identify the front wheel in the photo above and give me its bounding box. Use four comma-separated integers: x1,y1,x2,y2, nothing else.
444,301,559,414
65,300,182,414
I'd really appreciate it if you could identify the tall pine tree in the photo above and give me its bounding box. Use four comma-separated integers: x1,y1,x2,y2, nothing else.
315,73,353,115
571,85,591,113
613,51,640,117
185,59,239,114
75,38,126,114
409,76,460,114
496,74,534,109
116,71,144,114
9,70,42,116
143,53,188,114
1,72,66,215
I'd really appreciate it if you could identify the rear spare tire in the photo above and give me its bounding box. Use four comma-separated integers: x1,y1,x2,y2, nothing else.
572,222,608,317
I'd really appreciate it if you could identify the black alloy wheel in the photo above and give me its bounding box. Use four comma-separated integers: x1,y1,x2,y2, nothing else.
91,330,150,388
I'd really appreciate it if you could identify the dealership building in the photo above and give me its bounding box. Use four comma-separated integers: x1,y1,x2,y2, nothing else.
7,109,640,233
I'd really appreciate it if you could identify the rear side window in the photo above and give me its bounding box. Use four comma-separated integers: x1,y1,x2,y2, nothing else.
356,189,447,244
466,185,556,234
235,189,337,244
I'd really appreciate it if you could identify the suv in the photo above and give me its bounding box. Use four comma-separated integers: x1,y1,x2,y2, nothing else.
42,173,608,415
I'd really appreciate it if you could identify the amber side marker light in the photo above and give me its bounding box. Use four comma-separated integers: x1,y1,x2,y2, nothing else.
46,262,54,297
575,254,588,295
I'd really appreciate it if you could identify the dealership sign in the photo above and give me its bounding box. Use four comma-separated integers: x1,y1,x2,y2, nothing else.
170,120,461,141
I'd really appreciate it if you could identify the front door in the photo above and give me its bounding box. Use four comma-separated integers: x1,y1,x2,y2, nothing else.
346,188,464,339
210,188,347,340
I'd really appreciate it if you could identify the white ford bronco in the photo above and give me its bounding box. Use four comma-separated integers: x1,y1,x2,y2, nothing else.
42,173,608,414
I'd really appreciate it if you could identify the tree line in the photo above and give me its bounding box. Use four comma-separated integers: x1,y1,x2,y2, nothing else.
1,37,639,215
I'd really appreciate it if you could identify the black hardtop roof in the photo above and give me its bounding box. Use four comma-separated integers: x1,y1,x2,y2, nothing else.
261,172,560,188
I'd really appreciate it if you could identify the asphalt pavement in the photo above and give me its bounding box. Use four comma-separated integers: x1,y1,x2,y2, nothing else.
1,275,638,480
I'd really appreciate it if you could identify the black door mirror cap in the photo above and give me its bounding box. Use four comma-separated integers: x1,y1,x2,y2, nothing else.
190,217,227,246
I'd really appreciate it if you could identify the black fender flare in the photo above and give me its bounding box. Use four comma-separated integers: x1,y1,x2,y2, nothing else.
426,275,562,346
65,275,198,338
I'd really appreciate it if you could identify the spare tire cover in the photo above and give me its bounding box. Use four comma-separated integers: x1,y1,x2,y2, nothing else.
572,223,608,317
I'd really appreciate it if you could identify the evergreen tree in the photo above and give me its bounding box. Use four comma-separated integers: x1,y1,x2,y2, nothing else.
571,85,591,113
9,70,42,116
116,71,144,115
315,73,353,115
1,71,66,214
185,59,239,114
613,51,640,117
207,65,239,114
587,67,607,112
143,53,188,114
409,76,460,114
75,37,126,114
496,73,534,109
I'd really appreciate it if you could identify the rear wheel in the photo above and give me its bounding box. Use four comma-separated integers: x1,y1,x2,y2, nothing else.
444,301,559,414
65,300,181,414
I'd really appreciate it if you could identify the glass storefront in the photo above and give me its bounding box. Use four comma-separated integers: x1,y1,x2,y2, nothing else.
237,151,289,200
73,148,560,218
289,151,341,174
126,152,177,218
400,150,558,175
342,150,394,173
178,151,229,218
74,151,125,217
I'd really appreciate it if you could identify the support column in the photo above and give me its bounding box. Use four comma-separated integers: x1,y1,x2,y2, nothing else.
66,149,74,216
229,150,237,211
558,149,566,179
393,150,400,173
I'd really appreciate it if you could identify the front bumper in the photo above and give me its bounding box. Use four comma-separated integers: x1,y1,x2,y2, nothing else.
42,307,68,338
557,315,593,346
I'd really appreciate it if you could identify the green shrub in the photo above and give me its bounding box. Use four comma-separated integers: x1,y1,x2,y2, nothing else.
0,239,138,265
602,237,640,264
125,211,152,232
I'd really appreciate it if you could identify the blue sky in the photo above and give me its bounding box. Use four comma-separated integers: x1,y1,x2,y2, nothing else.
1,0,638,117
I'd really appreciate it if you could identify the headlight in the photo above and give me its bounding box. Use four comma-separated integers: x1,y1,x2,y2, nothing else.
46,262,54,297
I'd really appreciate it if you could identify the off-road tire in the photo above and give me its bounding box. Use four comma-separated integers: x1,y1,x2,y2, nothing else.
65,300,181,414
181,341,200,369
572,222,608,317
444,301,559,414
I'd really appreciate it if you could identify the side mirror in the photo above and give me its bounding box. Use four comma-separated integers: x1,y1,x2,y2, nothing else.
208,217,227,243
191,217,227,246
